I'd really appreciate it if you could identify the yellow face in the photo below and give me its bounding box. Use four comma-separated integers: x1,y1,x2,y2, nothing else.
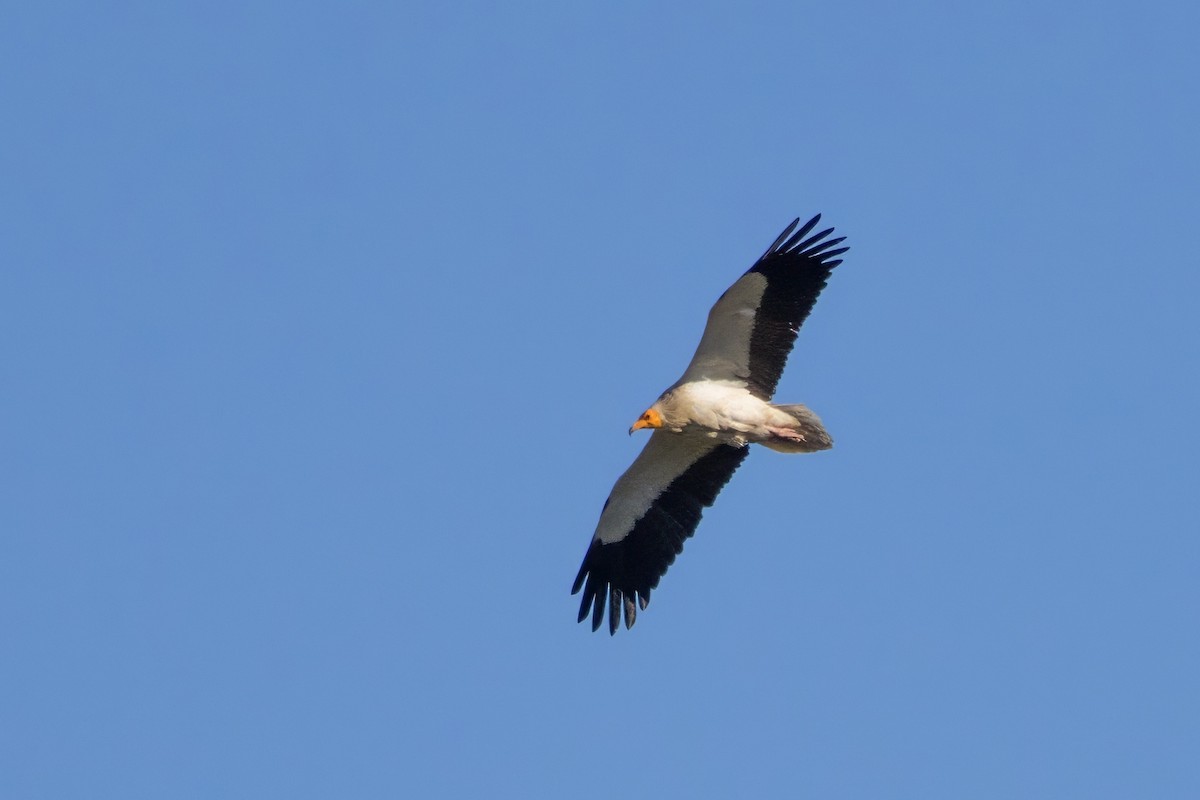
629,407,663,433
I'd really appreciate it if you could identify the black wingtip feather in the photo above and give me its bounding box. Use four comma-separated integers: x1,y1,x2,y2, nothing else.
778,214,822,253
802,236,847,257
576,600,588,624
762,217,801,258
590,586,605,632
795,227,836,253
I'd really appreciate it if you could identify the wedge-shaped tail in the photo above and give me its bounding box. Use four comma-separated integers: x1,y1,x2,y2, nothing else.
760,404,833,453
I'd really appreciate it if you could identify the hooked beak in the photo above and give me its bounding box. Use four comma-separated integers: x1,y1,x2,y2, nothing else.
629,409,662,435
628,421,646,436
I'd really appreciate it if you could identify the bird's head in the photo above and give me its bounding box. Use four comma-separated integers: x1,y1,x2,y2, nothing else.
629,406,664,435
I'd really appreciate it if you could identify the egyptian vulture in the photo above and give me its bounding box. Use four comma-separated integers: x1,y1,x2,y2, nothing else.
572,214,849,634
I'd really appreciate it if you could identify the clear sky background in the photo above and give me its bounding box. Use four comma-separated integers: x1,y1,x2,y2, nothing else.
3,3,1198,798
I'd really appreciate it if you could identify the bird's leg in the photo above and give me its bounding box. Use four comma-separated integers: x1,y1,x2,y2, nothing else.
765,426,808,442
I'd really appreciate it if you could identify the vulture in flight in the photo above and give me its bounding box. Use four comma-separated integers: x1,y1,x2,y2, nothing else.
572,214,849,634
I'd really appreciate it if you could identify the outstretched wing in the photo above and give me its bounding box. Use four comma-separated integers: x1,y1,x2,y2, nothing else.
572,431,748,634
676,215,848,400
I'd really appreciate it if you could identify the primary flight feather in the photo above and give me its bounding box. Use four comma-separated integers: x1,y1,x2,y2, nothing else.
572,214,849,634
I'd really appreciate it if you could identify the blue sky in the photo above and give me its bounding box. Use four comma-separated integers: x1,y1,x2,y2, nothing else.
3,2,1198,797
